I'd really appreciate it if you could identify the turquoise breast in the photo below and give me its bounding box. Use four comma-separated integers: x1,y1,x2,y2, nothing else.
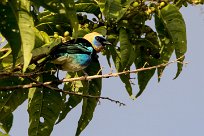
52,54,91,72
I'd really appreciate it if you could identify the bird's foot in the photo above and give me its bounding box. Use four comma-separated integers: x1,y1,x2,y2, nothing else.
82,70,91,82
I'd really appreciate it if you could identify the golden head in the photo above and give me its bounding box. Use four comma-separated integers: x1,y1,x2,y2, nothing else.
83,32,111,52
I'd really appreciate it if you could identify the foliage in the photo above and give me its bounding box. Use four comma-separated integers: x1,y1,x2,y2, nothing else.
0,0,198,135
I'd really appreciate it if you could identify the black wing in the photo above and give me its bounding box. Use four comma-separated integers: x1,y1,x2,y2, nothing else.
49,38,93,59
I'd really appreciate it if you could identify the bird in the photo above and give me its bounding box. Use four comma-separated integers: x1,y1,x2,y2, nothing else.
47,32,111,72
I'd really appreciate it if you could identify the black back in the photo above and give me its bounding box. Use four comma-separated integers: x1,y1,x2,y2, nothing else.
49,38,94,59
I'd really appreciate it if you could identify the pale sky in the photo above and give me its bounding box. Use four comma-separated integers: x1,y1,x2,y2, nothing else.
9,5,204,136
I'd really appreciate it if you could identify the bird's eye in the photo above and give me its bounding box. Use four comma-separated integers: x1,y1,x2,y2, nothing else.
95,36,106,43
95,36,100,41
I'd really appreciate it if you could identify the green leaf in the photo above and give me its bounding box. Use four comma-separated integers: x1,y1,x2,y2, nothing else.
96,0,134,22
62,0,79,38
109,45,132,96
155,14,174,81
29,0,60,13
174,0,186,8
31,38,61,59
105,34,118,67
105,0,122,21
0,77,28,121
134,40,159,98
76,58,102,136
0,131,9,136
0,113,13,134
0,48,11,60
56,94,82,124
56,72,85,124
94,0,106,15
95,0,122,22
37,12,65,27
31,2,65,34
13,0,35,72
34,28,50,49
75,3,101,16
116,0,134,22
0,3,21,66
93,26,107,36
1,53,13,70
119,27,136,70
158,4,187,79
0,34,6,44
28,75,62,136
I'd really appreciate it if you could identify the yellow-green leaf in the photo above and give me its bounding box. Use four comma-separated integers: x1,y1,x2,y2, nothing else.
0,48,11,60
15,0,35,72
93,26,107,36
0,131,9,136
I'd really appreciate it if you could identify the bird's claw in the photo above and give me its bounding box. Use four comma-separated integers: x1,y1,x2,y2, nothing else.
82,70,91,82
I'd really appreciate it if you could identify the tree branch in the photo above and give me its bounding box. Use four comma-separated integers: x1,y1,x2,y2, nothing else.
0,57,187,105
0,57,186,91
0,48,10,53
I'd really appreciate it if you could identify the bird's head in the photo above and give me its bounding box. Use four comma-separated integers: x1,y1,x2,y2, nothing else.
83,32,111,53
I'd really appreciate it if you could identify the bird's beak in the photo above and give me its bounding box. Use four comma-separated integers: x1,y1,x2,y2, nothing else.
95,36,112,46
101,40,112,46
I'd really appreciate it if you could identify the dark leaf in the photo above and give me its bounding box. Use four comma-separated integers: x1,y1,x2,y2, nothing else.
134,39,159,98
76,58,102,136
75,3,101,16
109,45,132,96
95,0,122,22
97,0,134,22
30,0,60,13
119,27,136,70
0,113,13,133
0,3,21,66
56,72,85,124
157,4,187,79
0,77,28,121
155,14,174,81
28,74,62,136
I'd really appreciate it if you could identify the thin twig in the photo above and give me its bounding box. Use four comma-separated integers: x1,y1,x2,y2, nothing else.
0,70,56,79
0,48,10,52
28,77,126,106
